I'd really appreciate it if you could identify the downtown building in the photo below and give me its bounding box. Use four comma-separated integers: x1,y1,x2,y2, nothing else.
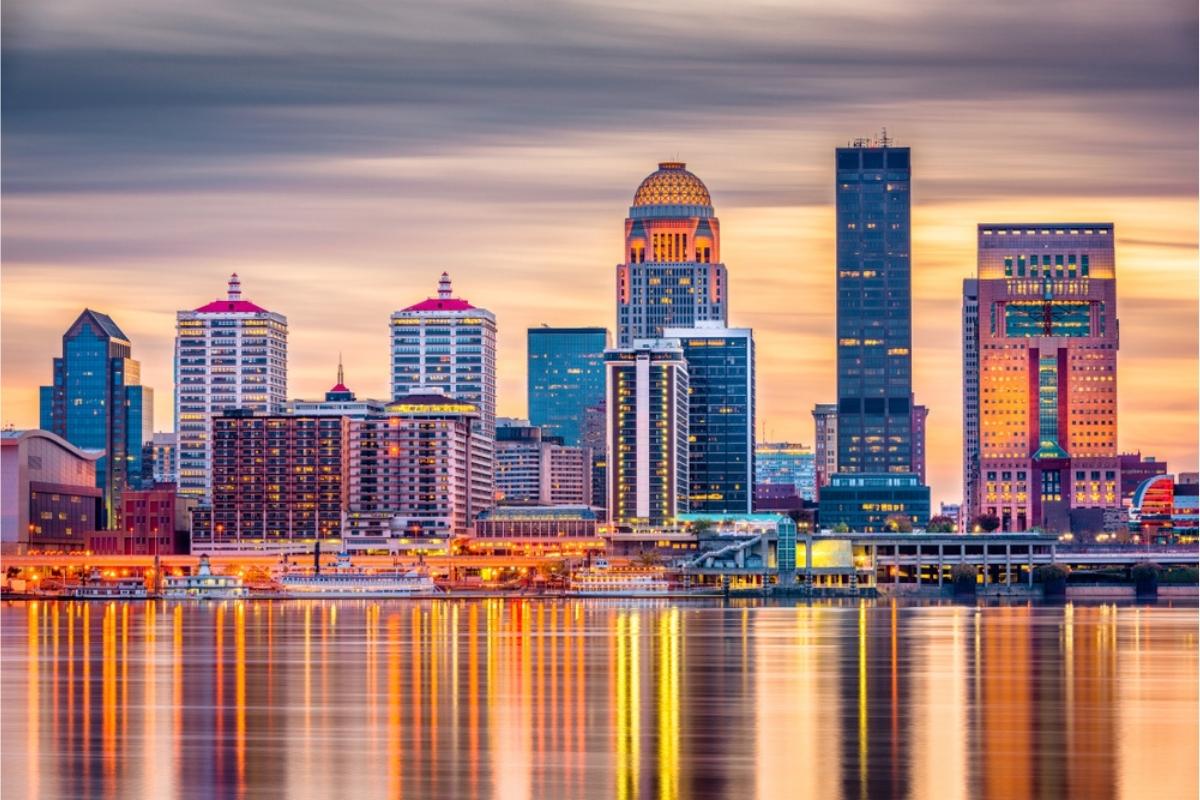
604,341,689,526
175,274,288,502
755,442,816,503
40,309,153,528
527,326,608,447
391,273,496,506
811,403,838,494
190,408,349,552
962,278,981,523
495,419,592,507
615,162,728,347
0,429,103,554
664,323,755,514
821,139,930,530
968,223,1122,533
345,395,491,549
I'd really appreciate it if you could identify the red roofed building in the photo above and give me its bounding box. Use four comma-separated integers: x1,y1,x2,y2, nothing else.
175,274,288,502
391,273,497,509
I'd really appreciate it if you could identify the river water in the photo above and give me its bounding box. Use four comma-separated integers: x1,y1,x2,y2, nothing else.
1,599,1196,799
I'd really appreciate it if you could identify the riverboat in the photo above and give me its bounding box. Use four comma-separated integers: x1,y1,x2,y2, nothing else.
162,556,248,600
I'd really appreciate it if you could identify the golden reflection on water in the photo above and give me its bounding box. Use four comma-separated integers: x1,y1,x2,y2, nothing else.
2,599,1197,800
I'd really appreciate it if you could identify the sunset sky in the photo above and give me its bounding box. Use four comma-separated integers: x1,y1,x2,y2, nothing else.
3,0,1197,507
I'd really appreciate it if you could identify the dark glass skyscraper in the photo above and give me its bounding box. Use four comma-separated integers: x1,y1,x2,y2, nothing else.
40,309,153,529
835,140,913,474
823,138,929,530
527,326,608,447
664,324,755,514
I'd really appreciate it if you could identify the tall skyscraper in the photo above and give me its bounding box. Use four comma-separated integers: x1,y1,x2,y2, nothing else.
962,278,980,524
40,309,153,527
616,162,728,347
175,274,288,501
527,326,608,447
604,341,689,525
823,137,929,530
664,323,755,514
812,403,838,493
834,139,915,474
391,273,497,504
973,224,1122,532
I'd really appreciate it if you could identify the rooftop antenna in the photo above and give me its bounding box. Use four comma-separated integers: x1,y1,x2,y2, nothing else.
879,127,892,147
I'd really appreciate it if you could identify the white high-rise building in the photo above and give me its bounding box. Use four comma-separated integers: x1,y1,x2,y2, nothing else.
174,274,288,500
391,273,497,435
391,273,497,504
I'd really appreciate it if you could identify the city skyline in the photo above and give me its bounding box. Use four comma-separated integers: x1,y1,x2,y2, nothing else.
3,1,1197,510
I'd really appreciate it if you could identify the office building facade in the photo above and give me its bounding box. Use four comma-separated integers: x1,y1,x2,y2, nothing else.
40,309,152,528
834,141,916,474
664,324,755,514
962,278,981,523
191,410,347,551
812,404,838,493
527,327,608,447
175,274,288,501
973,224,1121,532
755,442,816,502
345,395,491,548
495,420,592,507
616,162,728,347
911,404,928,485
391,273,496,506
605,341,689,525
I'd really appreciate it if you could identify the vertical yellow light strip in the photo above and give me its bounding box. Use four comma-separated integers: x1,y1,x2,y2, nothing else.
27,602,40,800
858,600,868,800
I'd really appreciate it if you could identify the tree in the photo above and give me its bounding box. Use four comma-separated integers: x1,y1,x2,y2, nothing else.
634,550,663,568
972,514,1001,533
884,514,913,533
926,515,956,533
832,521,851,534
689,518,716,534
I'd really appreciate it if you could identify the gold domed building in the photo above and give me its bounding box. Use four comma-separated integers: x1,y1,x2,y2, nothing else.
616,161,729,346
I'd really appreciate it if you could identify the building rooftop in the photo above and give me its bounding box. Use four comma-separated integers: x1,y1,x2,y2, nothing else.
401,272,476,312
194,273,268,313
631,162,711,209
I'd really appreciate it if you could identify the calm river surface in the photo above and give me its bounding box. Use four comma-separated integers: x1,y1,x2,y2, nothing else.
2,599,1196,800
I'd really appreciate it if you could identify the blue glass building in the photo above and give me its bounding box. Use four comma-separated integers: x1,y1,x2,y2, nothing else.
664,324,755,514
40,310,153,529
527,327,608,447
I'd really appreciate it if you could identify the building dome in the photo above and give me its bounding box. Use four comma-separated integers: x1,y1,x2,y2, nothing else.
632,162,711,208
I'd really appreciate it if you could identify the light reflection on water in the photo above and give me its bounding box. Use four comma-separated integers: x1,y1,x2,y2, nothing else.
2,599,1196,800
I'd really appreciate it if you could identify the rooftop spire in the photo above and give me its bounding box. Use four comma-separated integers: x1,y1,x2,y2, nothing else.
337,352,344,386
228,273,242,301
438,272,452,299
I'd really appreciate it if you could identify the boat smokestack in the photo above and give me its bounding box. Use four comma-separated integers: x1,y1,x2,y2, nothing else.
314,540,321,576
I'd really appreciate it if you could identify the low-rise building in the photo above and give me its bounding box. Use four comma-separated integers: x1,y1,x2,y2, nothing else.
1128,474,1199,545
472,506,602,552
495,420,593,506
817,473,931,532
0,429,103,553
89,483,195,555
